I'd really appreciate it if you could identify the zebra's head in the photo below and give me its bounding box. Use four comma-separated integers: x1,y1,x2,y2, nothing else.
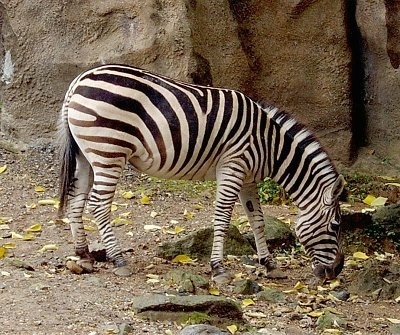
295,174,346,280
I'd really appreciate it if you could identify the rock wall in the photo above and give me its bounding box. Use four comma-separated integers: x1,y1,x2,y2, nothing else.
0,0,399,168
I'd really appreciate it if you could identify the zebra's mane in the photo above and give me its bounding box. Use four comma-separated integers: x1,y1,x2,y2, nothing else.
258,102,337,176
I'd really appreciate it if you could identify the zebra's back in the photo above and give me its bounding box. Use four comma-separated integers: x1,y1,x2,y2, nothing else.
64,64,257,181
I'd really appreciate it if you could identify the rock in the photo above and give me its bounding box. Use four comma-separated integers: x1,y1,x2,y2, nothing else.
179,324,228,335
316,311,347,330
233,279,262,295
157,225,255,261
348,259,400,300
6,258,35,271
165,269,209,294
330,290,350,301
118,323,133,335
245,216,295,252
256,288,287,303
131,294,243,327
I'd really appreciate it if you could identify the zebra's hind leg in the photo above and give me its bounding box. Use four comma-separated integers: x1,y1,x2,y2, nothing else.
68,153,95,272
239,183,287,279
210,166,245,285
88,163,132,277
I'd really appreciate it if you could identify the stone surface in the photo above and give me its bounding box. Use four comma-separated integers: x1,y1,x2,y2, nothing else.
179,324,228,335
164,269,209,294
233,279,262,295
131,294,243,327
316,311,347,330
256,288,287,303
157,225,255,261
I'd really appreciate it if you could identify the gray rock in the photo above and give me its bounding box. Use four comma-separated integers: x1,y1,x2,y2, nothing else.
233,279,262,295
330,290,350,301
179,324,228,335
390,323,400,335
316,311,347,330
256,288,287,303
157,225,254,261
131,294,243,326
245,216,295,252
165,269,209,294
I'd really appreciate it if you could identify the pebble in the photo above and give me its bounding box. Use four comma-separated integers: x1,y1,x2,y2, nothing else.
179,324,228,335
331,290,350,301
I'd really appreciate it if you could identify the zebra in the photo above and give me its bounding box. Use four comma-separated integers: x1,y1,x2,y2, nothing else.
58,64,345,283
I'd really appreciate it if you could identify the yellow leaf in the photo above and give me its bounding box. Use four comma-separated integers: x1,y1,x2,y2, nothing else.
11,232,23,239
345,259,358,268
370,196,387,207
2,242,16,249
112,217,131,226
0,224,10,230
0,246,7,259
329,279,341,289
387,318,400,324
172,254,194,263
34,186,46,192
38,199,58,206
183,209,195,220
84,224,97,231
165,226,185,235
150,211,158,218
38,244,58,253
121,190,134,199
322,329,342,334
26,223,42,232
0,165,7,174
395,295,400,302
353,251,369,260
308,310,324,317
209,287,220,296
362,194,376,205
226,324,238,334
111,203,118,212
144,224,162,231
242,298,255,307
140,194,151,205
22,233,35,241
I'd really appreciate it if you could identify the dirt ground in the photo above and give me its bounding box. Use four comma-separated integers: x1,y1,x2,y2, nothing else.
0,145,399,335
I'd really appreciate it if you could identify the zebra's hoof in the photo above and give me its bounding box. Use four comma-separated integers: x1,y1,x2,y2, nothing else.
112,265,132,277
212,272,233,285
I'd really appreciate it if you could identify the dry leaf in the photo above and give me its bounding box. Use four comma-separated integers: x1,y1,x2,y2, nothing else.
370,196,387,207
140,194,151,205
34,186,46,192
111,203,118,212
0,224,10,230
308,310,324,317
0,165,7,174
385,182,400,187
22,233,35,241
121,190,134,199
2,242,16,249
38,244,58,253
144,224,162,231
38,199,58,206
322,329,342,334
242,298,255,307
84,224,97,231
26,223,42,232
11,232,24,239
172,254,195,263
183,209,195,220
353,251,369,260
395,295,400,302
150,211,158,218
165,226,185,235
209,287,220,296
226,324,238,334
387,318,400,324
0,246,7,259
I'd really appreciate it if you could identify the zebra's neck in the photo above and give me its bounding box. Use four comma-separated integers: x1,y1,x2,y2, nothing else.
260,104,339,210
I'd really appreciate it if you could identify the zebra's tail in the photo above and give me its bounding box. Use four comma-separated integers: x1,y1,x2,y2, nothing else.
57,102,78,218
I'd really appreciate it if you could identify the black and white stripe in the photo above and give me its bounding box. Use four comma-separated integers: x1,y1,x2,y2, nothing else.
59,64,345,281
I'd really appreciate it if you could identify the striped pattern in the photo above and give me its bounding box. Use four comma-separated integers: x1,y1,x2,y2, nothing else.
59,64,345,280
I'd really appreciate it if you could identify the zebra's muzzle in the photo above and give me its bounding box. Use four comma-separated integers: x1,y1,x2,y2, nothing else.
312,252,345,280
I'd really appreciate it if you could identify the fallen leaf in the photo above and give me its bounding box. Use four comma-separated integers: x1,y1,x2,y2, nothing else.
34,186,46,192
144,224,162,231
370,196,387,207
165,226,185,235
183,209,195,220
362,194,376,205
26,223,42,232
242,298,255,307
385,182,400,187
140,194,151,205
169,219,179,225
84,224,97,231
0,246,7,259
308,310,324,317
226,324,238,334
38,244,58,253
245,311,267,318
209,287,220,296
11,232,24,239
121,190,134,199
387,318,400,324
1,270,11,276
0,217,12,224
329,279,341,290
38,199,58,206
150,211,158,218
172,254,195,264
0,224,10,230
111,217,131,226
2,242,16,249
322,329,342,334
353,251,369,260
0,165,7,174
395,295,400,303
111,203,118,212
22,233,35,241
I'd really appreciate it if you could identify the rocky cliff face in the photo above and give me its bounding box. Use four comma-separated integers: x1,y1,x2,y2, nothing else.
0,0,399,168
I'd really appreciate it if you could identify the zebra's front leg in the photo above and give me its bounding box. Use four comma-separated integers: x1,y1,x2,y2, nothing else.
239,183,278,273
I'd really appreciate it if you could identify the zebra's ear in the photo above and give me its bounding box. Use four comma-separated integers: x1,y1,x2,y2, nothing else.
329,174,346,203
